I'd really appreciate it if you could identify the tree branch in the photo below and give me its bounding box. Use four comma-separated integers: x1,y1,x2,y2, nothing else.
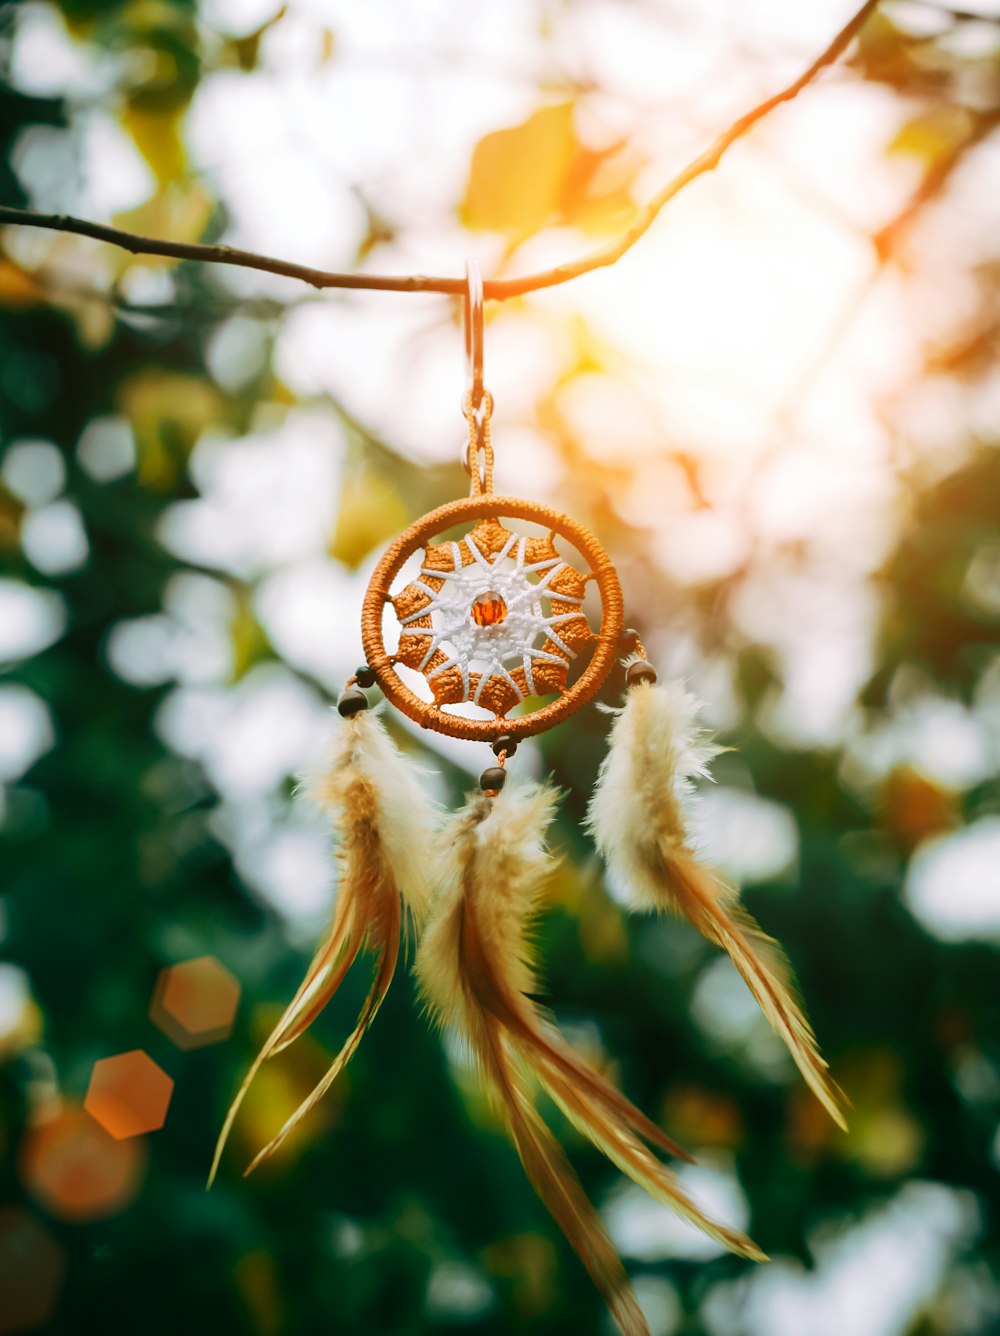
872,106,1000,258
0,0,878,302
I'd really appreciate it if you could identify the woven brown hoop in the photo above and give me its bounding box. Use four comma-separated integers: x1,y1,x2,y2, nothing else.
360,495,624,742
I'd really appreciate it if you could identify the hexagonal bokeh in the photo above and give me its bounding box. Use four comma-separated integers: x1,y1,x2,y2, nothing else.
19,1105,147,1223
0,1206,66,1333
150,955,241,1050
84,1049,174,1140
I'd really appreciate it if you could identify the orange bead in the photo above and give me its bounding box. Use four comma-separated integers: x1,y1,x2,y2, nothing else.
471,591,507,627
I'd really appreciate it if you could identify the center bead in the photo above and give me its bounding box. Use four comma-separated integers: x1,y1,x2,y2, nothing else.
471,590,507,627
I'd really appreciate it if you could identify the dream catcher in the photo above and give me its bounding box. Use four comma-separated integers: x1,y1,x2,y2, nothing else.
211,264,845,1336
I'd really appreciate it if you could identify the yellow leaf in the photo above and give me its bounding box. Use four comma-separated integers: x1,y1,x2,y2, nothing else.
118,368,222,489
219,5,289,73
889,107,973,164
0,260,42,309
0,486,25,551
230,592,273,683
114,183,214,255
122,99,187,185
55,292,117,352
558,142,638,238
462,102,577,238
462,102,639,242
329,470,409,570
268,378,298,407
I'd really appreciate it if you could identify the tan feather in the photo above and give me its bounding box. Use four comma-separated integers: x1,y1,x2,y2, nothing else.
208,708,437,1186
417,782,764,1336
478,1008,650,1336
587,676,847,1131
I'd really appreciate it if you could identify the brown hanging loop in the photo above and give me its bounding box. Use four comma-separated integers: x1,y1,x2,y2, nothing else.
462,260,494,494
464,389,494,495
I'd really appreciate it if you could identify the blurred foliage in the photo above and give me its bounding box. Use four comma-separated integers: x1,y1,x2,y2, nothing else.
1,3,1000,1336
869,451,1000,700
461,101,639,244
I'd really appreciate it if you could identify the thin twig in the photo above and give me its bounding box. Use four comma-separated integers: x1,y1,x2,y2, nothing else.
872,106,1000,258
492,0,880,298
0,0,878,301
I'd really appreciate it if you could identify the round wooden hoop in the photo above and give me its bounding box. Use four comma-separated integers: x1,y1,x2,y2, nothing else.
361,495,624,742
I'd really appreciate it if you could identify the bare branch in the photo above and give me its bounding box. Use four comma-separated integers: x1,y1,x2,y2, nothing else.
872,107,1000,258
0,207,468,295
0,0,878,303
491,0,881,297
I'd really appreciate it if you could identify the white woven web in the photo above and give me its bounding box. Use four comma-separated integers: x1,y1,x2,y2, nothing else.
398,530,584,704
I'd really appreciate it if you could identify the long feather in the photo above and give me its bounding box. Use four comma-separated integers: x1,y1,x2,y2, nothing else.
587,675,847,1131
209,707,436,1185
417,782,764,1336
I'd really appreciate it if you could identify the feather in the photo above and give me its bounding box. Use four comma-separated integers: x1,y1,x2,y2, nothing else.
587,675,847,1131
208,707,437,1185
417,781,764,1336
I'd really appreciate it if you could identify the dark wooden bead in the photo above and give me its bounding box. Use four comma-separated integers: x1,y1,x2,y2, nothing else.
621,627,642,647
355,665,377,688
491,733,517,758
337,686,369,717
480,766,507,793
625,660,658,687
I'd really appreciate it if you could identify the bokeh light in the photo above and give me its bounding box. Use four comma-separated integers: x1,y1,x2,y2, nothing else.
0,963,43,1058
150,955,241,1050
19,1105,147,1223
0,1206,66,1334
83,1050,174,1139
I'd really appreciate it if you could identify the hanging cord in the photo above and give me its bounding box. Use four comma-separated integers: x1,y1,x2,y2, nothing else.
464,389,494,496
